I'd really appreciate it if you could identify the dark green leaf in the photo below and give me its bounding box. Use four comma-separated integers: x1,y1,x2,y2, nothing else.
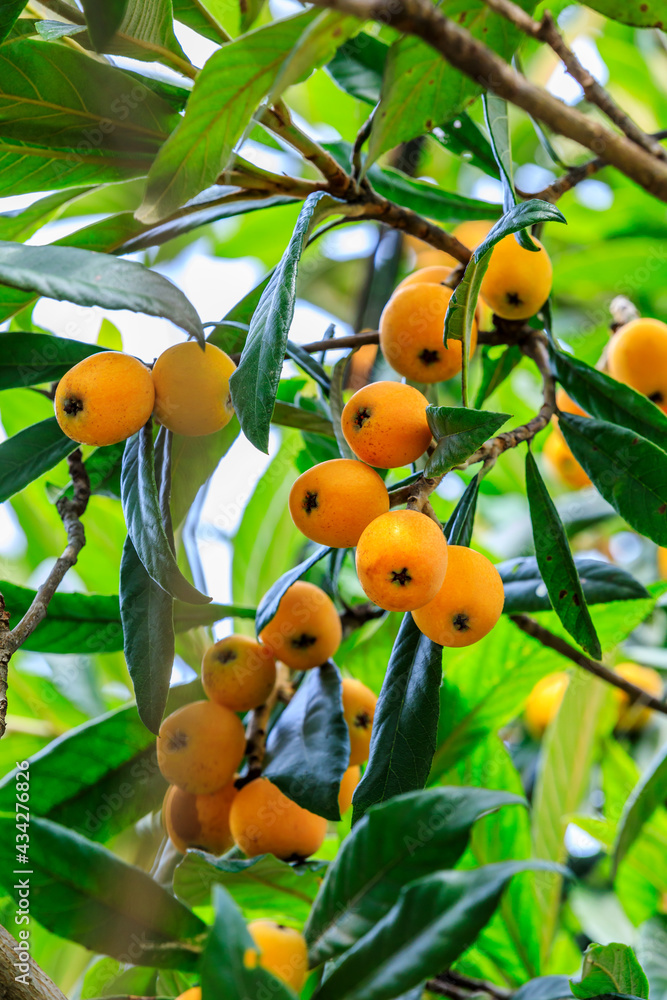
326,31,387,104
82,0,128,50
285,341,331,396
498,556,649,614
312,861,561,1000
351,614,442,825
550,347,667,452
0,814,205,967
272,401,335,438
240,0,266,32
559,413,667,546
582,0,664,27
0,704,164,841
80,441,126,500
474,344,523,408
255,545,331,634
0,0,29,43
305,786,524,966
200,886,295,1000
138,10,317,223
425,407,510,477
443,474,480,546
433,113,500,179
0,331,102,389
0,188,92,242
264,662,350,821
570,943,649,999
525,448,600,657
231,192,342,452
482,93,536,251
119,535,175,735
174,601,256,630
613,742,667,874
206,272,273,354
369,166,501,225
120,425,210,604
0,582,122,654
0,241,204,343
330,353,356,459
268,10,361,106
0,417,75,502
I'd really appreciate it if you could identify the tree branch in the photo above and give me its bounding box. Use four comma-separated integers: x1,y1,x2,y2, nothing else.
482,0,667,161
511,613,667,715
306,0,667,203
0,450,90,739
237,662,291,786
0,923,68,1000
428,971,512,1000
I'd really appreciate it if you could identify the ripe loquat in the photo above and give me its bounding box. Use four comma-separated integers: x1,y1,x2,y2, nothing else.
658,547,667,579
338,765,361,813
614,662,663,731
259,580,342,670
543,429,591,491
162,781,237,855
607,318,667,412
341,678,377,765
55,352,154,447
555,387,588,417
480,234,552,320
247,920,308,992
379,283,478,383
175,990,201,1000
412,545,504,646
356,509,448,612
156,700,245,795
152,341,236,436
341,381,432,469
524,672,569,739
289,459,389,548
395,265,452,292
202,635,276,713
230,776,327,860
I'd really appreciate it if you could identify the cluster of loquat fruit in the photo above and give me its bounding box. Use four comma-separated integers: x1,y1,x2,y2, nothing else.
54,340,237,445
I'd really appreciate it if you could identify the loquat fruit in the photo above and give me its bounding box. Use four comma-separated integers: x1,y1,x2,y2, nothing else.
346,341,378,392
162,781,237,855
152,341,236,436
341,381,432,469
379,283,478,383
607,318,667,412
54,351,154,447
175,990,200,1000
247,919,308,992
356,509,448,612
341,678,377,766
259,580,342,670
395,265,452,292
202,635,276,713
555,387,587,418
480,234,552,320
230,776,327,860
658,547,667,579
543,429,591,490
289,459,389,548
338,764,361,813
412,545,504,646
524,672,569,740
156,700,245,795
614,662,663,731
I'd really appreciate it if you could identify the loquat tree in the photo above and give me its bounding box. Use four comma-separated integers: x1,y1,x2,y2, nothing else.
0,0,666,999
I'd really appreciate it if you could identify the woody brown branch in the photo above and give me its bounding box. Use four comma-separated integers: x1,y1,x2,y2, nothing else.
0,449,90,740
238,662,291,785
511,613,667,715
0,923,68,1000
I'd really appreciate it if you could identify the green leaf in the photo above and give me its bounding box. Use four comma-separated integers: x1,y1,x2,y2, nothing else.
570,943,649,999
255,545,331,634
113,0,189,62
119,534,175,735
201,885,295,1000
326,31,386,104
240,0,266,32
483,93,536,250
425,407,510,477
0,704,165,841
170,417,240,528
286,341,331,396
474,345,523,408
272,399,335,438
637,916,667,1000
312,861,563,1000
0,582,122,654
559,413,667,547
81,0,128,50
0,417,75,502
173,600,256,629
434,112,500,180
0,814,205,966
549,347,667,452
138,10,317,223
231,191,343,452
613,742,667,875
120,425,210,604
583,0,664,27
368,166,501,225
0,0,29,43
264,662,349,822
268,10,360,106
0,188,92,242
513,977,573,1000
206,271,273,354
525,449,600,658
0,240,204,342
174,851,324,920
305,786,524,966
173,0,230,42
330,354,356,459
444,474,480,546
0,331,103,389
499,556,649,614
351,614,443,825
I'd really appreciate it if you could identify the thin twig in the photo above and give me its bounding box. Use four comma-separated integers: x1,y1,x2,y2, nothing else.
0,450,90,739
482,0,666,161
511,613,667,715
237,662,290,786
260,102,354,194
